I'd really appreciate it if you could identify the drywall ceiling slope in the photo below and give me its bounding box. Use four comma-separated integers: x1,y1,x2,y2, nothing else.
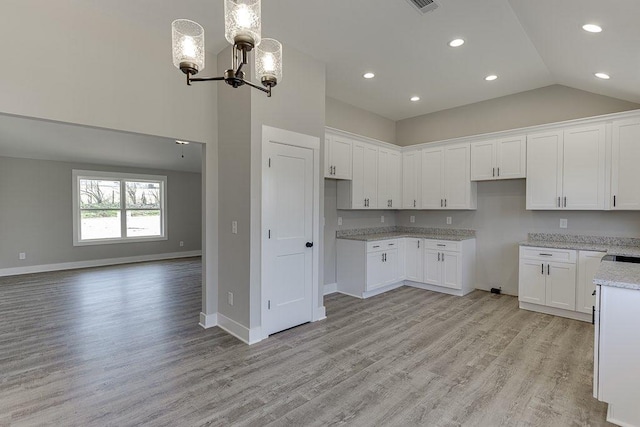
509,0,640,105
262,0,553,120
0,114,201,173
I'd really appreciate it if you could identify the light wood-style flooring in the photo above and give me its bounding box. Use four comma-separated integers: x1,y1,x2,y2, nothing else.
0,258,611,426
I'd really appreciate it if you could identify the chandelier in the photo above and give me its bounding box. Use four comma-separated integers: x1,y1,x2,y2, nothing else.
171,0,282,97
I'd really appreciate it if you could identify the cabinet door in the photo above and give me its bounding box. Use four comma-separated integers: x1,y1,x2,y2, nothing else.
563,125,606,210
388,150,402,209
377,148,391,209
612,118,640,210
404,238,424,282
441,251,461,289
444,144,471,209
421,148,444,209
546,262,577,310
470,140,496,181
496,135,526,179
526,131,563,210
351,143,366,209
324,135,333,178
424,249,441,285
331,136,353,180
363,144,378,208
402,151,421,209
577,251,606,314
518,259,546,304
366,251,385,290
382,249,399,286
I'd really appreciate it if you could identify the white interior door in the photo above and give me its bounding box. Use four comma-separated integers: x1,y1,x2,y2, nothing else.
264,141,314,336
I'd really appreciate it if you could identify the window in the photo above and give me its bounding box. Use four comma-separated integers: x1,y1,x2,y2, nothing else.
73,170,167,245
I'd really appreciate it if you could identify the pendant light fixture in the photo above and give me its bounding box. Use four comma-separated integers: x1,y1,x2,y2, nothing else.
171,0,282,97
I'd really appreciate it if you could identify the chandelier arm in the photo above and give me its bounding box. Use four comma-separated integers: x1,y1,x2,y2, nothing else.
241,78,272,97
189,76,226,83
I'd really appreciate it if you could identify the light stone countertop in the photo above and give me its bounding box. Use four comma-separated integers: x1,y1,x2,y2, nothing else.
337,232,475,242
519,240,640,257
594,261,640,291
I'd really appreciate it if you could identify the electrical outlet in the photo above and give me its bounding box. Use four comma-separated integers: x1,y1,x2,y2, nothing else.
179,241,184,247
381,215,385,223
228,292,234,306
19,252,26,260
446,217,452,225
232,221,238,234
410,216,415,223
338,217,342,226
560,218,568,229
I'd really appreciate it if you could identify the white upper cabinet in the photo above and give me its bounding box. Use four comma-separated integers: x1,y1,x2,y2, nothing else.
612,118,640,210
324,134,352,180
421,144,476,210
337,141,378,209
378,148,402,209
527,125,606,210
402,151,421,209
471,135,526,181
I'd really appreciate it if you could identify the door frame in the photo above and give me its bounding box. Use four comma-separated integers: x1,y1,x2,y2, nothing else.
261,125,321,340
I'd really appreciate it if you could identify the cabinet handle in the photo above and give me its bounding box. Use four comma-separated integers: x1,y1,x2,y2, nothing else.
417,241,420,249
558,197,561,208
333,166,336,175
445,199,447,208
541,263,544,274
547,264,550,275
592,290,596,296
390,200,393,208
564,196,567,208
497,167,500,177
492,167,495,177
614,195,617,208
373,245,380,248
382,253,385,262
437,253,440,261
592,306,595,325
384,253,387,262
441,199,443,208
437,244,446,247
441,253,444,262
539,253,553,257
414,200,416,208
389,243,395,246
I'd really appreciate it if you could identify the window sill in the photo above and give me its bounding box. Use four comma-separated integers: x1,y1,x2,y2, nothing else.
73,236,168,247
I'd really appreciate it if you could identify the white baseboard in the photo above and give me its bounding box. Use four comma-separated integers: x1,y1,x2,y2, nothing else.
217,313,264,345
362,282,404,299
199,312,218,329
0,250,202,277
519,301,591,323
324,283,338,295
404,281,466,296
314,305,327,321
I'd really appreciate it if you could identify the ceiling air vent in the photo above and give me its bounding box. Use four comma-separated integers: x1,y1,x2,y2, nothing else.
405,0,440,14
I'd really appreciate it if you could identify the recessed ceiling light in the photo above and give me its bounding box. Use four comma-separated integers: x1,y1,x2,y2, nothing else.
363,72,375,79
485,75,498,81
449,38,465,48
583,24,603,33
175,140,190,145
595,72,610,80
410,96,420,102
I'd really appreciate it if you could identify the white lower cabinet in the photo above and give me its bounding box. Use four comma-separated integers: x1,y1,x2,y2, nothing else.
337,237,476,298
518,246,604,321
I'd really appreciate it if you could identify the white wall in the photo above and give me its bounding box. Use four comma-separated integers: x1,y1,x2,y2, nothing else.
0,156,202,270
396,85,640,146
326,97,397,144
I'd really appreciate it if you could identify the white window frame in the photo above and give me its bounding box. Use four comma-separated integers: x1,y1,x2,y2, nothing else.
72,170,168,246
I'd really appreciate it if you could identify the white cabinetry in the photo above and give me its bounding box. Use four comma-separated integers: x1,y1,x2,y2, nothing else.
577,251,606,314
378,148,402,209
420,144,477,210
404,238,423,282
526,125,606,210
324,134,353,179
471,135,526,181
402,151,421,209
612,118,640,210
337,141,378,209
337,239,401,298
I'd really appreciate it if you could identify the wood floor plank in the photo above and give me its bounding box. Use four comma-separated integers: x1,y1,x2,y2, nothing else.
0,259,612,426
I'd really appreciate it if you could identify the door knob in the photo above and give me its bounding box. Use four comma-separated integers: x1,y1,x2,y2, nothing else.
305,242,314,248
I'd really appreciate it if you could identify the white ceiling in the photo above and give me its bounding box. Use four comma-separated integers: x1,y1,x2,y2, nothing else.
0,114,202,173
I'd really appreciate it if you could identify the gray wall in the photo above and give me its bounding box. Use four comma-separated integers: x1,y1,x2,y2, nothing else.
0,156,202,270
396,180,640,296
396,85,640,146
326,97,397,144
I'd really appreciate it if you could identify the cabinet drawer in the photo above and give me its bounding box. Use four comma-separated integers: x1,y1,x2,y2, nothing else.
520,246,576,263
425,240,460,252
367,240,398,252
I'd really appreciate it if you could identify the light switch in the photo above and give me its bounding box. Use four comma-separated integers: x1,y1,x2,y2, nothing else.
381,215,385,223
232,221,238,234
446,217,452,225
560,219,568,229
338,217,342,226
410,216,415,223
19,252,26,260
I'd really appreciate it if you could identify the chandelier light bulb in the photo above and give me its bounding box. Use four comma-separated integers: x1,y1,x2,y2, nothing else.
225,0,262,47
256,38,283,86
263,53,276,72
172,19,205,74
235,4,252,29
181,37,197,59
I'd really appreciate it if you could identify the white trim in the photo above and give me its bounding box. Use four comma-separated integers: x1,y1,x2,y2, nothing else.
0,250,201,277
324,283,338,295
325,126,399,150
519,301,591,323
405,281,467,296
314,305,327,321
72,169,168,246
217,313,265,345
199,312,218,329
362,282,405,299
